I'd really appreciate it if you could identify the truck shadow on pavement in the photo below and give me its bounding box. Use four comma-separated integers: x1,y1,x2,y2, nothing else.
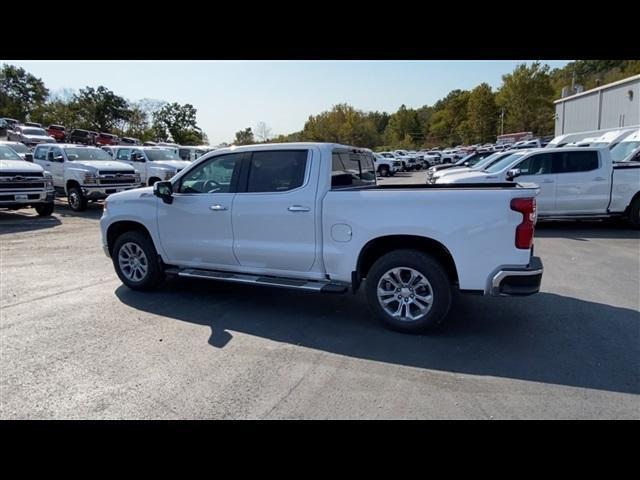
52,200,104,220
536,220,640,240
0,210,62,234
115,278,640,395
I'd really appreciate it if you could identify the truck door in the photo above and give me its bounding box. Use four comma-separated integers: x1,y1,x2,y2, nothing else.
553,150,610,214
231,149,318,273
157,152,246,268
129,149,149,185
513,152,556,215
46,146,65,188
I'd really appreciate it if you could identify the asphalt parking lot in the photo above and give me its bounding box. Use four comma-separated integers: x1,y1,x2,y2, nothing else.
1,171,639,419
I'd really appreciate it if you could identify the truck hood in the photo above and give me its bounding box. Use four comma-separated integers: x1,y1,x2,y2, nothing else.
70,160,136,172
0,159,44,173
434,166,472,177
437,170,495,183
151,160,191,170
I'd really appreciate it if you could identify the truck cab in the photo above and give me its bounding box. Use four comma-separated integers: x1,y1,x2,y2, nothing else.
113,146,191,186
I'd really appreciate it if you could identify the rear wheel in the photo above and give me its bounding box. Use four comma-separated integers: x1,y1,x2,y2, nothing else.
67,187,87,212
628,197,640,229
113,231,165,290
365,249,452,333
35,202,54,216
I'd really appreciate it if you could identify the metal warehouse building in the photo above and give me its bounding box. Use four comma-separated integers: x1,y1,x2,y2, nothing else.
554,74,640,136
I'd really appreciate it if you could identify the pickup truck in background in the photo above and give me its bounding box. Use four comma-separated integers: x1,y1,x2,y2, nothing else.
100,143,543,333
426,150,495,183
7,126,55,147
427,151,515,184
373,153,402,177
438,146,640,227
0,144,55,216
113,146,190,186
33,143,141,211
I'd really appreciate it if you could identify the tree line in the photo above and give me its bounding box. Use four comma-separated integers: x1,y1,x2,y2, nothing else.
0,64,207,145
234,60,640,149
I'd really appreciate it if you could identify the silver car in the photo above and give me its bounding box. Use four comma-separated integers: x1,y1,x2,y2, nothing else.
7,126,55,146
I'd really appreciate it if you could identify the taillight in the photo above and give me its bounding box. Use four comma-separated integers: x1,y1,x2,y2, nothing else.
510,197,536,249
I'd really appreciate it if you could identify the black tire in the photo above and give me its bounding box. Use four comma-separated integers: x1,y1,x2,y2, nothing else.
365,249,452,334
112,231,165,290
67,186,87,212
379,165,390,177
35,202,54,216
628,197,640,229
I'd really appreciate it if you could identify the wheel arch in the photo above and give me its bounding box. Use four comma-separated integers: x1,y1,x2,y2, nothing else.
106,220,155,257
354,234,459,292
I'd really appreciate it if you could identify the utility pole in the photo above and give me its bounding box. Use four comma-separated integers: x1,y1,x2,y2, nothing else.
500,107,505,135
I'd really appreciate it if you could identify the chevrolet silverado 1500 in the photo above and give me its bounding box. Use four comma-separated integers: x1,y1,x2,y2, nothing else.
100,143,543,333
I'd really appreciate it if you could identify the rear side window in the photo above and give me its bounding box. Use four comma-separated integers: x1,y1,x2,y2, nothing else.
331,151,376,189
553,151,599,173
34,146,49,161
246,150,308,193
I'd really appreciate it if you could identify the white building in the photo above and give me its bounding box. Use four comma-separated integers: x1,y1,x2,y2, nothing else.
554,74,639,136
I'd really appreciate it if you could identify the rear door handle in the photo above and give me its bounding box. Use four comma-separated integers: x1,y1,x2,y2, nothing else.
209,204,228,211
288,205,310,212
541,179,554,183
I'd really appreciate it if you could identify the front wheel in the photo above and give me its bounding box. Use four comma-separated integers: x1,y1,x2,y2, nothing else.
113,231,165,290
365,249,452,333
35,202,54,216
378,165,390,177
67,187,87,212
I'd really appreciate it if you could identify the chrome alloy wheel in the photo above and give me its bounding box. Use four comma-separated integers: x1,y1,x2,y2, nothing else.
118,242,149,282
68,190,81,209
376,267,434,322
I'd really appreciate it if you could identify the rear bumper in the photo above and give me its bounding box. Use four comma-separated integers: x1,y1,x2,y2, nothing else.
490,256,543,296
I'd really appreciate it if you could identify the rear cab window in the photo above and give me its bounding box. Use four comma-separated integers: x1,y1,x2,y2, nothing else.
331,149,377,189
552,151,599,173
246,150,308,193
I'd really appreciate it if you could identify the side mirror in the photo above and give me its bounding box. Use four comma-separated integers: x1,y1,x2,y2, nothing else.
54,155,64,162
464,161,470,166
154,181,173,204
506,168,521,181
133,154,145,162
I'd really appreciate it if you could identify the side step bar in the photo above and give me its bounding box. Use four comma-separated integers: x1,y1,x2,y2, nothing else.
171,268,349,294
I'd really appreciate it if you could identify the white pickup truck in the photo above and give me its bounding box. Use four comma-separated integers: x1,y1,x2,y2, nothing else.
33,143,141,211
0,144,55,216
112,146,191,186
100,143,543,333
438,146,640,227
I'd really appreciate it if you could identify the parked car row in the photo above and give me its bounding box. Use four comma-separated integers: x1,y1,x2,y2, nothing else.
428,128,640,227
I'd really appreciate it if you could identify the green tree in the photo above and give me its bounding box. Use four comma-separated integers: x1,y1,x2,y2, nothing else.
152,102,201,144
384,104,421,147
234,127,255,145
497,62,555,135
427,90,470,146
467,83,498,143
0,64,49,121
302,103,379,147
71,86,131,132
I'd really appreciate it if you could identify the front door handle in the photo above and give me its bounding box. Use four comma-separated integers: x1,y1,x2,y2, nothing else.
541,179,554,183
209,204,228,211
288,205,310,212
593,177,607,181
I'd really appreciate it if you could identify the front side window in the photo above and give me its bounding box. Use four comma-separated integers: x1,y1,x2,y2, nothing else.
178,153,243,194
553,151,599,173
484,153,526,173
116,148,131,161
331,151,376,189
50,147,64,161
246,150,308,193
34,146,49,160
517,153,553,175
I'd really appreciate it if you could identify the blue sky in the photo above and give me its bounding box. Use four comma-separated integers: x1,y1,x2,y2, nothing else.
7,60,571,145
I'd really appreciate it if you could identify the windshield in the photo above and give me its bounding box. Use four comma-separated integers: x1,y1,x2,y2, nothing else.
22,128,47,136
146,149,181,161
7,143,29,153
610,141,640,162
63,147,112,161
484,152,526,173
0,145,23,160
470,152,501,169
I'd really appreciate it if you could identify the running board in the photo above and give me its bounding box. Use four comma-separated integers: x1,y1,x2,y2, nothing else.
174,268,348,294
